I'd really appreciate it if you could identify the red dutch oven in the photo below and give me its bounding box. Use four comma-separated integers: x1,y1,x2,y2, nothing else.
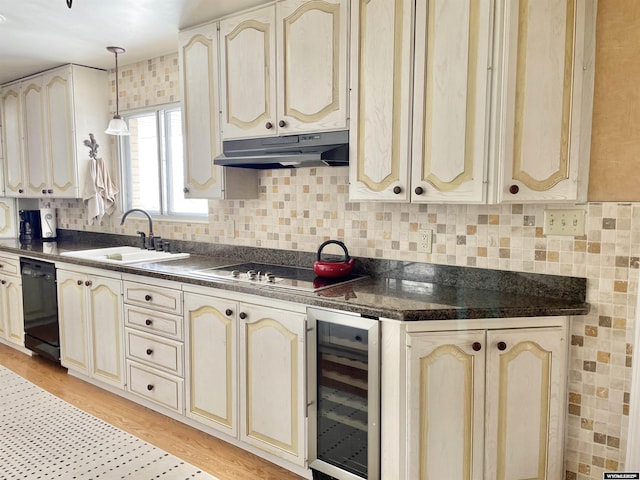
313,240,355,278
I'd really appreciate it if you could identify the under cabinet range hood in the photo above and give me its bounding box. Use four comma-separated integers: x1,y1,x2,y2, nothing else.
214,130,349,169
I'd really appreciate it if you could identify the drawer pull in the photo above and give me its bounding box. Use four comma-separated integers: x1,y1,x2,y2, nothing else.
225,308,233,316
472,342,482,352
145,348,153,356
239,312,247,320
145,319,153,326
144,294,152,301
497,341,507,351
147,384,154,391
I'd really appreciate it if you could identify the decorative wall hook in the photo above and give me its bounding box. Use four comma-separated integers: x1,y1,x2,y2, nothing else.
83,133,99,159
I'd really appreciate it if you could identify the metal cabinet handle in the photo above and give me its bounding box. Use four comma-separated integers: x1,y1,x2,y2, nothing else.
48,189,54,194
145,319,153,326
279,120,286,128
42,189,47,194
239,312,247,320
415,186,424,195
393,186,402,195
183,187,189,194
144,294,152,301
225,309,233,316
0,280,6,285
147,384,154,391
265,121,273,130
472,342,482,352
146,348,153,356
85,280,92,287
509,185,519,195
77,280,83,285
497,341,507,351
18,189,24,194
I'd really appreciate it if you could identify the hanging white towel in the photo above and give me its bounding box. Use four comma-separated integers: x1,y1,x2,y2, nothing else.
82,157,118,225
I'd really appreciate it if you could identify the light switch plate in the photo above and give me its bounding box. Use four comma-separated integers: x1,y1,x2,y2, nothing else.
225,220,235,239
418,229,433,253
543,209,586,236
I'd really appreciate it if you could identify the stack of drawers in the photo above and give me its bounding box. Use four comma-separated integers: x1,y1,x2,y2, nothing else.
123,279,184,413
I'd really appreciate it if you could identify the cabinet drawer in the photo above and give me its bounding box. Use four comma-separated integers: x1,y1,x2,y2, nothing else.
125,305,183,340
125,329,183,376
126,360,183,413
0,256,20,276
123,281,182,314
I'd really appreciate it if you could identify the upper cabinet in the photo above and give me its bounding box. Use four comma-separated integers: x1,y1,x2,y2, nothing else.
179,23,259,199
219,0,349,140
350,0,596,204
490,0,596,203
0,65,111,199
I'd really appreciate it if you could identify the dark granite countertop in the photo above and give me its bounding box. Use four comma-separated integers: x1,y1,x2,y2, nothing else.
0,233,590,322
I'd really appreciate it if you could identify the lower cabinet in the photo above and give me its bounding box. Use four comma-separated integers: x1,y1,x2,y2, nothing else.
57,266,124,389
0,254,23,347
122,277,185,413
184,289,307,467
405,323,567,480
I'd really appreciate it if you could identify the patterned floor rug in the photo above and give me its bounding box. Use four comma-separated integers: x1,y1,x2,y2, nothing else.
0,365,218,480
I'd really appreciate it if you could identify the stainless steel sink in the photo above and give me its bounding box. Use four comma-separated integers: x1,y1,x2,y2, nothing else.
60,246,190,265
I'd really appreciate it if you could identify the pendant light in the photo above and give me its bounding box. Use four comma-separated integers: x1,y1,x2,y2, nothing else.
105,46,130,136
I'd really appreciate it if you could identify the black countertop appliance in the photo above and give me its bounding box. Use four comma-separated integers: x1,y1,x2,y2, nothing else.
19,210,42,242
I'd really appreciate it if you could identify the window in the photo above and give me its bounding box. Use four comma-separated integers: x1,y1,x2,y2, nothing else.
121,105,207,217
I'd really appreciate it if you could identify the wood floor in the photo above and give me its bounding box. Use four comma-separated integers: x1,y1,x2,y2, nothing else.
0,343,306,480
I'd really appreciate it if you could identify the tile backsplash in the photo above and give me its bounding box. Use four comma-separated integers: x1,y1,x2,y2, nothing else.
50,53,638,480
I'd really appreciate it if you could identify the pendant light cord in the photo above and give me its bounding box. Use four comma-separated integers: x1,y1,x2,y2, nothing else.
114,50,120,117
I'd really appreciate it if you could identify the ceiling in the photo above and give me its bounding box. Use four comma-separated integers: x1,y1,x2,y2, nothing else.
0,0,269,85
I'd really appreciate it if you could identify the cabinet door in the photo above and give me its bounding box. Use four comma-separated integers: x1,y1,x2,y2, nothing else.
411,0,493,203
179,24,224,199
0,84,25,196
276,0,348,134
43,68,77,198
0,198,17,239
407,330,485,480
57,270,89,374
485,327,567,480
184,292,237,436
21,77,48,197
3,275,24,346
220,6,277,139
239,303,306,466
349,0,413,201
493,0,596,202
88,275,124,388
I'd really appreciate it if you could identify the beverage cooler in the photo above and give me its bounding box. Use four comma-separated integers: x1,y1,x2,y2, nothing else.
306,307,380,480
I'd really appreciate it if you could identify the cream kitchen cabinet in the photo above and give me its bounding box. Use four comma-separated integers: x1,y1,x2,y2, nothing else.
57,266,124,389
123,277,185,413
0,82,25,196
490,0,596,203
219,0,348,140
0,198,17,239
403,322,567,480
183,290,238,437
178,23,258,200
1,64,110,199
350,0,596,204
0,254,23,347
349,0,492,203
238,301,307,467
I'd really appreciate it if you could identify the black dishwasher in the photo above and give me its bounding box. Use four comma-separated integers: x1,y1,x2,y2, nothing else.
21,258,60,363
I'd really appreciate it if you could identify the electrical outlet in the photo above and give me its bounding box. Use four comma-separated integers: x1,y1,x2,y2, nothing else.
543,209,586,236
418,229,433,253
225,220,235,239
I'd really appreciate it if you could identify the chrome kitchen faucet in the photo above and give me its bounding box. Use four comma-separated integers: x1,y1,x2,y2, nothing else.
121,209,155,250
